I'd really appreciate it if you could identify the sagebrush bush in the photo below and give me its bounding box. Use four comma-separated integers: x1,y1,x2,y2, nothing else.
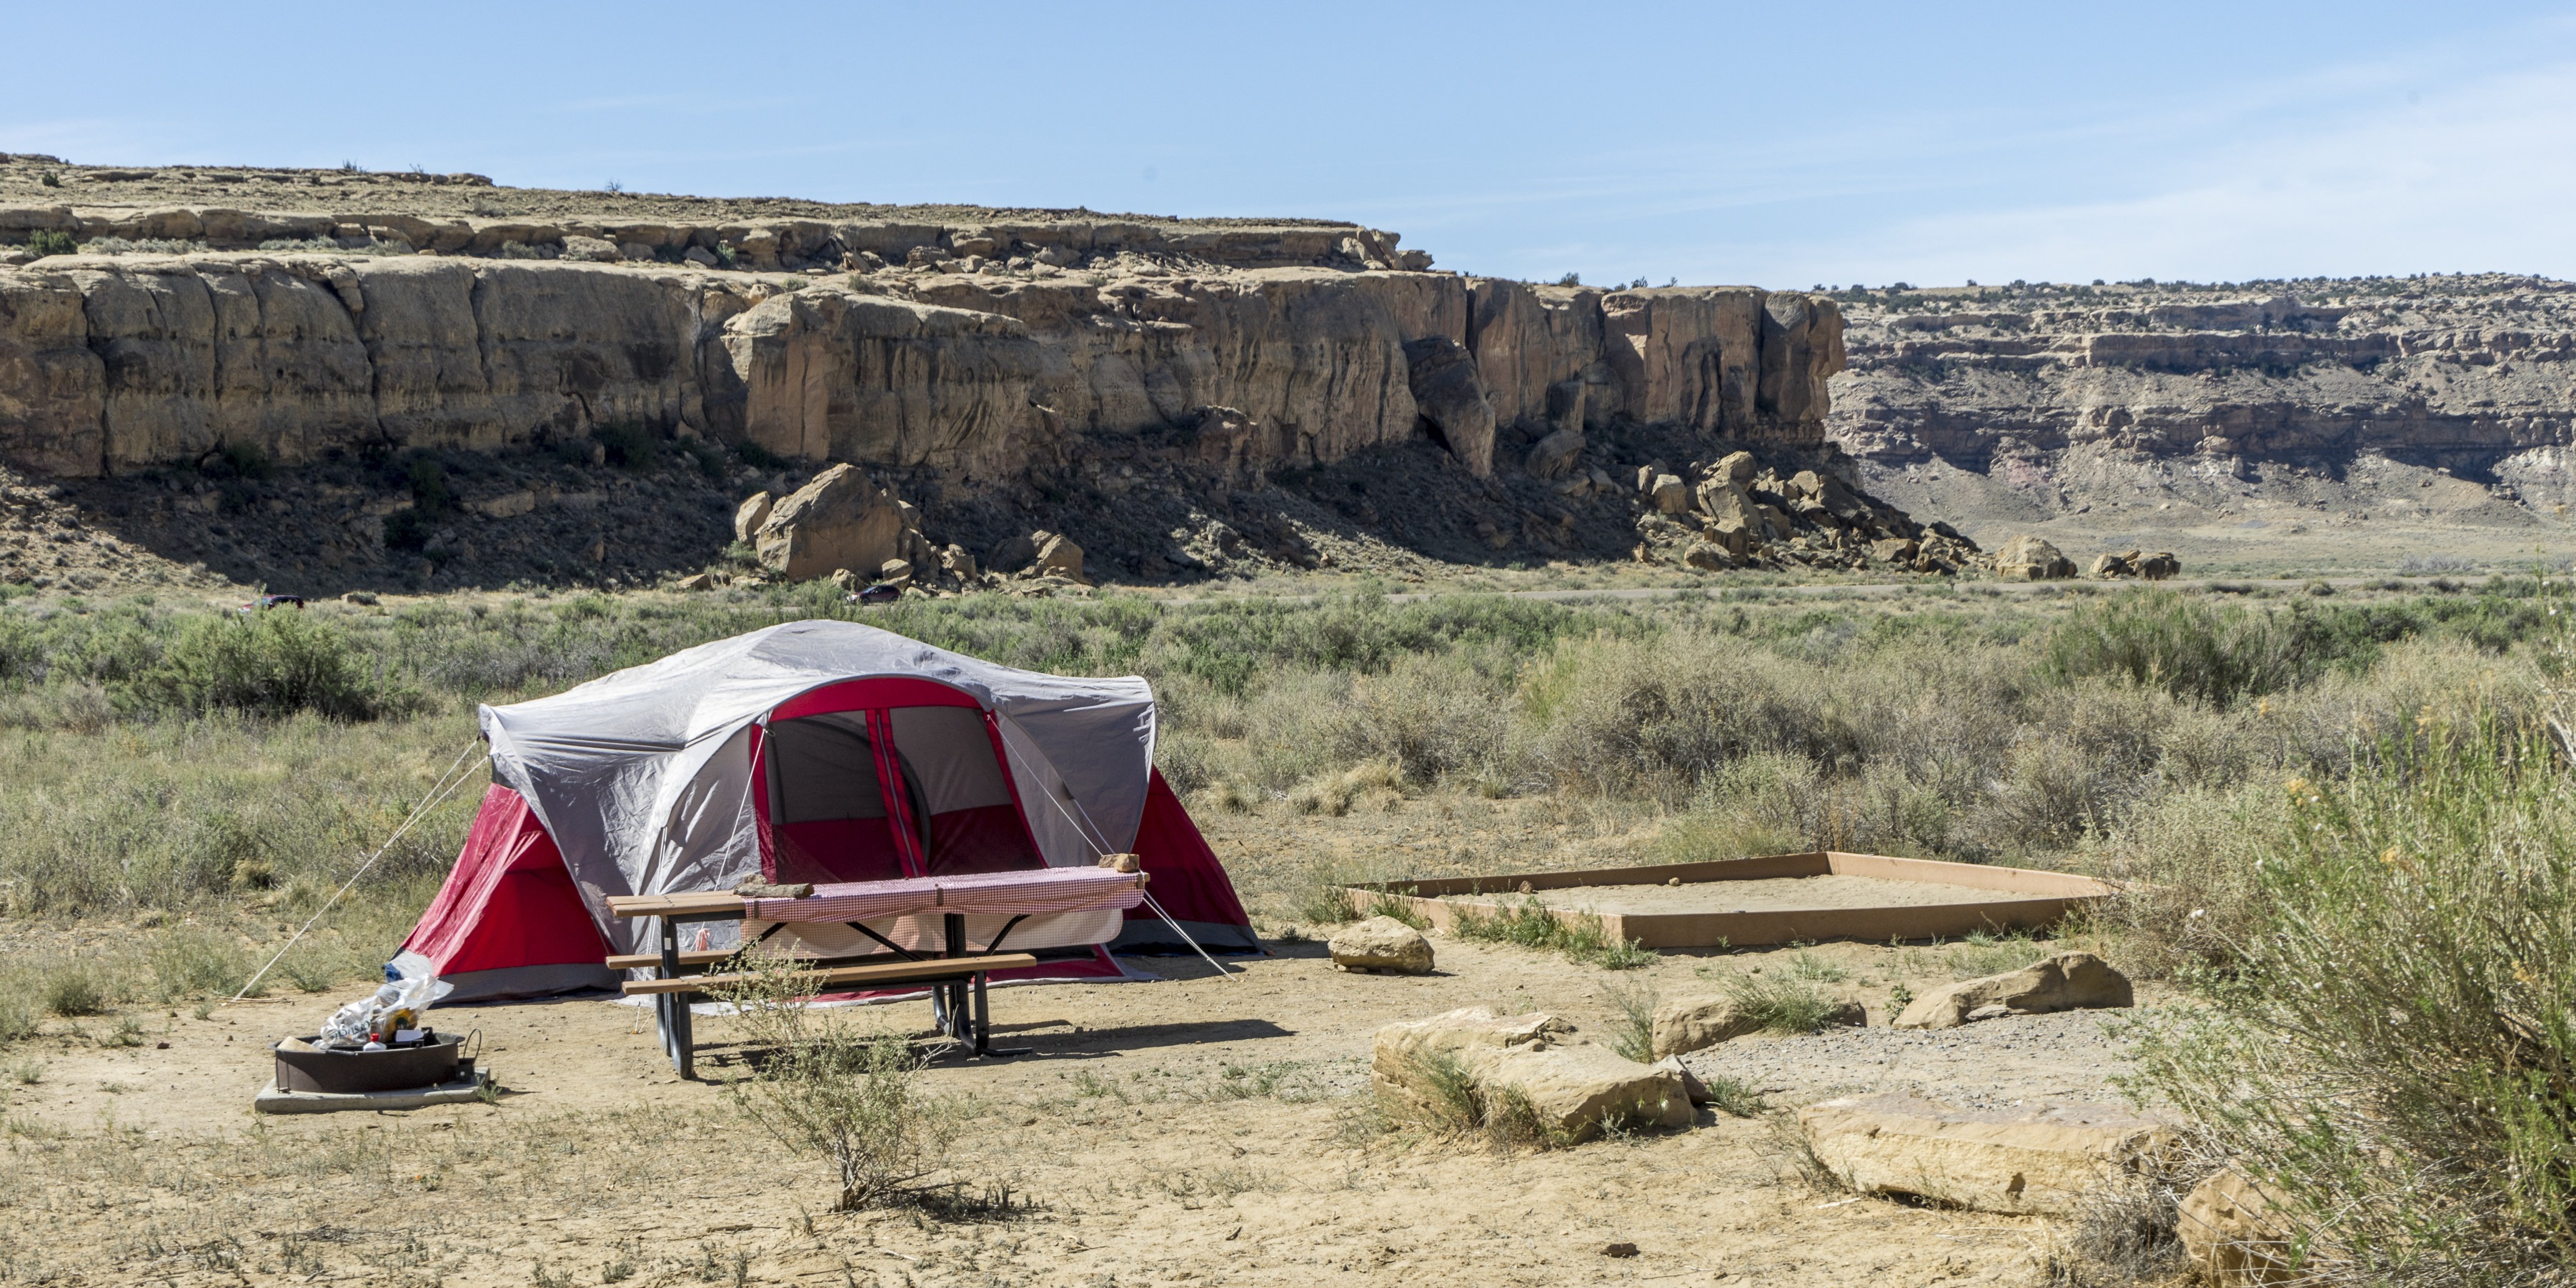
126,612,392,719
2127,717,2576,1284
717,958,965,1211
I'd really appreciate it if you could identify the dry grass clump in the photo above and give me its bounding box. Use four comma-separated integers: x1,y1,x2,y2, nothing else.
1446,897,1654,969
1379,1049,1567,1154
1288,759,1409,816
1719,969,1844,1034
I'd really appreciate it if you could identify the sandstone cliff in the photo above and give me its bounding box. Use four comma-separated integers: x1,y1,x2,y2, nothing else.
0,156,1874,594
1824,274,2576,558
0,251,1844,486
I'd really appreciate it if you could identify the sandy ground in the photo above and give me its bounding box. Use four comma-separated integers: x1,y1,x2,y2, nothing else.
1513,875,2043,915
0,927,2151,1288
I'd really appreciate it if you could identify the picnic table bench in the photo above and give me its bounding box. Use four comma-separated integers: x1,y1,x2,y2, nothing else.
607,867,1150,1078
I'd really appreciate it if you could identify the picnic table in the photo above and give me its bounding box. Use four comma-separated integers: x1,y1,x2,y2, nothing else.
606,867,1150,1077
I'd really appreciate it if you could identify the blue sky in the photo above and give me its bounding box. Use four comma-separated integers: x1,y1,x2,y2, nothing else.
6,1,2572,289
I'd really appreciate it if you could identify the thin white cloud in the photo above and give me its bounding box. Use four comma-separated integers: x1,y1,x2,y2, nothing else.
1777,56,2576,286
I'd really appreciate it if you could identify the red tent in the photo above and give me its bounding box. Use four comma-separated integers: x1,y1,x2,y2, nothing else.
393,624,1255,1002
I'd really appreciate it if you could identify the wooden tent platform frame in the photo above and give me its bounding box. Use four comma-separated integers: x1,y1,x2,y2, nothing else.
1338,851,2112,949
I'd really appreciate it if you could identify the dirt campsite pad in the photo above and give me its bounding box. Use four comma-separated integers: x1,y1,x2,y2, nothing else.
0,932,2140,1287
1351,852,2112,949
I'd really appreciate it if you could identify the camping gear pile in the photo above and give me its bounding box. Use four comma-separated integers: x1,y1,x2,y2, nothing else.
257,974,488,1111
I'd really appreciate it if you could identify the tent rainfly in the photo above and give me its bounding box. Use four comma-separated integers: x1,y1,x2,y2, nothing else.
395,620,1254,1002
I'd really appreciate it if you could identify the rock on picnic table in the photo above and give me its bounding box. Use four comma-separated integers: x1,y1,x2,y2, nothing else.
1373,1007,1692,1143
1799,1092,2173,1215
1328,916,1434,974
1893,952,2133,1029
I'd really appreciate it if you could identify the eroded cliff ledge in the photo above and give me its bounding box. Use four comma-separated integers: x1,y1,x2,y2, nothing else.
0,254,1842,489
1826,274,2576,540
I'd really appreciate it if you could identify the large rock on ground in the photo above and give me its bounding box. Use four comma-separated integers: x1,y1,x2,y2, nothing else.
1328,916,1434,974
1028,530,1087,584
754,464,905,581
1696,477,1761,529
1799,1092,2173,1215
1401,336,1497,478
1651,993,1864,1058
1993,534,2077,581
1372,1007,1689,1143
1893,952,2133,1030
733,491,773,544
1651,995,1762,1058
1524,429,1586,479
2177,1169,2300,1285
1475,1043,1694,1141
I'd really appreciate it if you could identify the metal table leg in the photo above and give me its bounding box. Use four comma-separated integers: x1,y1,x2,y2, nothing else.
659,917,694,1079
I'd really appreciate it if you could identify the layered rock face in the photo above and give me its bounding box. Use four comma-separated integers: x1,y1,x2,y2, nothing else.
0,249,1844,487
1826,274,2576,524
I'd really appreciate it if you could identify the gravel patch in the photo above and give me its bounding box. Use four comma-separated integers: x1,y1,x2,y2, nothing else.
1679,1009,2137,1112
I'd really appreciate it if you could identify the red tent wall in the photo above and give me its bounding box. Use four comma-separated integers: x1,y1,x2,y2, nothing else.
1112,769,1258,952
397,784,617,1002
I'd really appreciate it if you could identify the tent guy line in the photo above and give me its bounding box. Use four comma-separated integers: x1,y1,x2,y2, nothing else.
232,736,492,1004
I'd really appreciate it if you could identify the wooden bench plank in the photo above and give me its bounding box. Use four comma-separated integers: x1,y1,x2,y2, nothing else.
604,949,736,971
607,893,747,919
619,953,1040,997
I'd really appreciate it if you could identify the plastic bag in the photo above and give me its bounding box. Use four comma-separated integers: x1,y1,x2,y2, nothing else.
316,970,452,1047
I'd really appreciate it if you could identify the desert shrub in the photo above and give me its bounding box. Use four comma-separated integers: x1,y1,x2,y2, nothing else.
1288,759,1408,817
1523,629,1851,801
149,924,255,999
592,422,662,472
2042,590,2381,707
1699,1072,1766,1117
76,236,204,255
124,612,386,719
26,230,78,257
1316,651,1516,786
1362,892,1428,929
1293,862,1361,924
2127,716,2576,1283
2080,784,2282,979
403,454,452,511
1604,979,1656,1063
2043,1169,2190,1286
41,966,106,1017
1153,728,1221,794
0,979,36,1044
717,957,965,1212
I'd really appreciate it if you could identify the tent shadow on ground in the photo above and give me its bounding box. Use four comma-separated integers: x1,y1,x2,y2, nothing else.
688,1017,1298,1074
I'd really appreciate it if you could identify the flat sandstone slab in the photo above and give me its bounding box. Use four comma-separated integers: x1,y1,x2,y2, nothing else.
1498,874,2054,916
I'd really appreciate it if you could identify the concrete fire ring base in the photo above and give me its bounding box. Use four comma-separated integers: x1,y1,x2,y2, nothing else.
254,1070,489,1114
